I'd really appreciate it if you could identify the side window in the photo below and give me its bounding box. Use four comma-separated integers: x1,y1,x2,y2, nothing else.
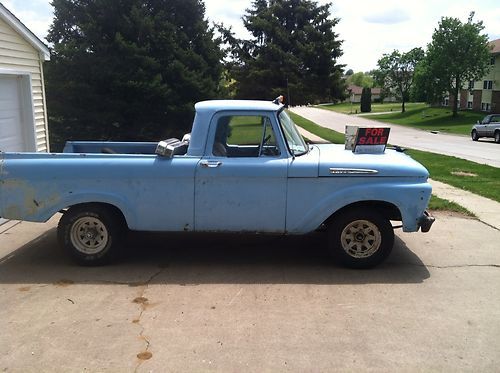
212,115,281,157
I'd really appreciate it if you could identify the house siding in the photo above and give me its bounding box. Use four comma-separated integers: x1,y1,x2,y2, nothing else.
0,17,48,152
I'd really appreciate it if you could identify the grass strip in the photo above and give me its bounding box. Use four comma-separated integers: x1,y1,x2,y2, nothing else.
363,106,484,136
428,195,476,217
316,102,427,114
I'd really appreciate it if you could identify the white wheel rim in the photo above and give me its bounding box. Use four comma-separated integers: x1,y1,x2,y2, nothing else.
70,217,109,254
340,219,381,259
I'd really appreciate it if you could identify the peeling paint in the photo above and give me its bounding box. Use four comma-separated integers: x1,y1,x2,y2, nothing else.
2,179,61,220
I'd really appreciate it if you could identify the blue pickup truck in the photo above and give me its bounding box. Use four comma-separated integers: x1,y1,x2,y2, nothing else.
0,100,434,268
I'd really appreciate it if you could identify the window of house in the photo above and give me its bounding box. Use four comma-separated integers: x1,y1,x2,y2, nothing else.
443,98,449,106
467,101,473,109
212,115,280,157
483,80,493,90
491,56,496,65
468,80,474,90
481,102,491,112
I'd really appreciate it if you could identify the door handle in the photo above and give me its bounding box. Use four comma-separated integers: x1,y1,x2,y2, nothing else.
200,160,222,168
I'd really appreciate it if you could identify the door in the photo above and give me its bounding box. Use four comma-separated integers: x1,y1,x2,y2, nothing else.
487,115,499,137
0,75,25,152
194,112,288,232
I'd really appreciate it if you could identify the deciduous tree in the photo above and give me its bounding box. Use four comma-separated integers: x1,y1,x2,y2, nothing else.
421,12,491,116
348,72,373,88
377,48,424,112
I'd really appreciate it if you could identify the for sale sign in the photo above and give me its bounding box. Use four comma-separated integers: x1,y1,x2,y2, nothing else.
353,127,390,154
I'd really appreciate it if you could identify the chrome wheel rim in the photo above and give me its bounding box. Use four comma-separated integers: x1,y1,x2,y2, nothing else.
340,220,381,258
70,217,109,254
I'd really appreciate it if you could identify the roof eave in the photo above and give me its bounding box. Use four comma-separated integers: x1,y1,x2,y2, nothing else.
0,3,50,61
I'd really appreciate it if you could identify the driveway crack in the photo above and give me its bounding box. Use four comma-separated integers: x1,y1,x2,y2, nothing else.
132,267,165,372
403,263,500,269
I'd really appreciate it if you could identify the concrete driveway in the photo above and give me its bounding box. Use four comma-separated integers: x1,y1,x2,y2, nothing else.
1,213,499,371
290,106,500,167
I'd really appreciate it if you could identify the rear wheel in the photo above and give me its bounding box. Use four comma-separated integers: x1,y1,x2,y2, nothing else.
58,205,124,266
328,209,394,269
471,130,479,141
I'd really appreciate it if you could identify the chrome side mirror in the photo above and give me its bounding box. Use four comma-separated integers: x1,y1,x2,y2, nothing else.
155,138,188,158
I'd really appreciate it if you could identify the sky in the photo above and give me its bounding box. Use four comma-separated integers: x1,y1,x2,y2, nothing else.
3,0,500,72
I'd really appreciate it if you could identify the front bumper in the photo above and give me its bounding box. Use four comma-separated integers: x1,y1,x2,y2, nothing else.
419,210,435,232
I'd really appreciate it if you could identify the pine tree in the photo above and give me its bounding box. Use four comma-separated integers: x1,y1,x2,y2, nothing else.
360,87,371,113
45,0,224,150
222,0,344,105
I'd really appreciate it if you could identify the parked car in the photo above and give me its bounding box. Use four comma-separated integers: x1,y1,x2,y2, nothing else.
471,114,500,143
0,100,434,268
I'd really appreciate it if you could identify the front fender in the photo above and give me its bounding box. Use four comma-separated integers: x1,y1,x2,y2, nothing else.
286,179,432,234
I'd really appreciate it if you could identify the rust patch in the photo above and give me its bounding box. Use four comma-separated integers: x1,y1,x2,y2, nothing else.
133,297,148,304
18,286,30,292
54,279,74,287
137,351,152,360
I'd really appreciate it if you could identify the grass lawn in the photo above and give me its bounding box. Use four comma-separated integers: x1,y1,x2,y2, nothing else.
317,102,427,114
406,149,500,203
290,111,500,204
364,106,485,136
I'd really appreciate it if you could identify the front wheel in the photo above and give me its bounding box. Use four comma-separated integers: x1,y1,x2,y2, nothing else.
495,131,500,144
328,209,394,269
58,205,124,266
471,130,479,141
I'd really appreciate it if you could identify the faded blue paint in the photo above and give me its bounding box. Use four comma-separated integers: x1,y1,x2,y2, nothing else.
0,100,432,234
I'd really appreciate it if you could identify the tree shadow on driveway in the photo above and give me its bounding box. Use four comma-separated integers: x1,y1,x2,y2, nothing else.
0,228,429,285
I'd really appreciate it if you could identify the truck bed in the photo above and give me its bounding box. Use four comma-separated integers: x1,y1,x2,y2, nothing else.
63,141,159,154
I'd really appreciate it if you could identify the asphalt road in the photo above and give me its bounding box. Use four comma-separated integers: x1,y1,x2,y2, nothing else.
290,106,500,168
1,213,499,371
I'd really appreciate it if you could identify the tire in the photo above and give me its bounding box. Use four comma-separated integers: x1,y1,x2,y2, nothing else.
495,131,500,144
58,204,124,266
328,209,394,269
471,130,479,141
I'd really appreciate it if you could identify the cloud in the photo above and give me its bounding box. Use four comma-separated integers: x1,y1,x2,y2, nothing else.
363,9,410,24
1,0,53,41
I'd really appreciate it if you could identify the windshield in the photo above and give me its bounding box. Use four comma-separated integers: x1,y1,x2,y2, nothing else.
278,110,308,156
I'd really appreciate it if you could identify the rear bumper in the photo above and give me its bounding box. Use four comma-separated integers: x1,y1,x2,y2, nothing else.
418,210,435,232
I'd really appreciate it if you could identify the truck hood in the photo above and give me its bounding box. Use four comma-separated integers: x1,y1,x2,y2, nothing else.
315,144,429,178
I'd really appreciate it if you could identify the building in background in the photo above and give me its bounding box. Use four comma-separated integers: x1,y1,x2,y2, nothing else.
0,3,50,154
454,38,500,113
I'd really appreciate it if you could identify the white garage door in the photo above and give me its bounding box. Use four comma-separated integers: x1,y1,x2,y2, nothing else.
0,75,26,226
0,75,25,152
